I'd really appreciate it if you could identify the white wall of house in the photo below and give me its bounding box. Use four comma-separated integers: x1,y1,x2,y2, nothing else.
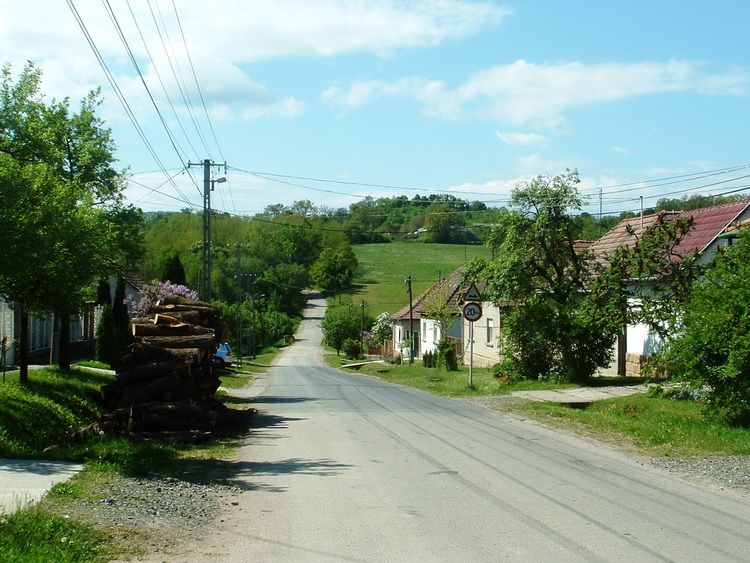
461,301,502,368
0,300,14,366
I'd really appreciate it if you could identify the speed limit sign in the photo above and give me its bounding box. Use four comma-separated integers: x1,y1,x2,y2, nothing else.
462,302,482,322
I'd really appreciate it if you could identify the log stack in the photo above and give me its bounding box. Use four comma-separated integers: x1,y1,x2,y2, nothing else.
75,295,240,442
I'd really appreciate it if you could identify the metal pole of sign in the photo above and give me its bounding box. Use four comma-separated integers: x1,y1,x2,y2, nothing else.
469,320,474,388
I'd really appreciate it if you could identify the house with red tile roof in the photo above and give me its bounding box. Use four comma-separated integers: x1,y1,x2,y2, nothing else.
589,198,750,376
391,268,505,368
391,268,466,362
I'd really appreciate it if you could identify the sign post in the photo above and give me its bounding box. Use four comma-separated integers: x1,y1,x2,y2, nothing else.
462,301,482,388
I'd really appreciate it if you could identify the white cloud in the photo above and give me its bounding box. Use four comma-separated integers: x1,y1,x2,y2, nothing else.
496,132,549,146
240,97,305,121
611,146,630,154
324,59,750,129
195,0,512,60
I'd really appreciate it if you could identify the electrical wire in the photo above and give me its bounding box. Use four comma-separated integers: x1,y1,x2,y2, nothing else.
66,0,196,208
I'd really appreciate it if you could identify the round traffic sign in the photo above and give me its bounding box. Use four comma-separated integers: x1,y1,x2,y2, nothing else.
462,302,482,322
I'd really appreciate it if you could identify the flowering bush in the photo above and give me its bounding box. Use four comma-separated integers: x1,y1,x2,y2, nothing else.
125,280,199,316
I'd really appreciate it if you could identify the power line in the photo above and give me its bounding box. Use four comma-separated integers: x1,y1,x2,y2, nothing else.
66,0,195,207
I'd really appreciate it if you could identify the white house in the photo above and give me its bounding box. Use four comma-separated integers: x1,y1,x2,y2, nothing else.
589,198,750,376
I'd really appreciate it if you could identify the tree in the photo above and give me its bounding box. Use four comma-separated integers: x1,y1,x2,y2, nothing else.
321,304,361,356
658,233,750,426
423,204,466,243
0,62,141,375
371,312,393,351
465,171,615,382
159,251,187,286
586,214,698,342
310,247,358,292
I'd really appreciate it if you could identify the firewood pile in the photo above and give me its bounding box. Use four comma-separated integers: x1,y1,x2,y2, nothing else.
74,295,243,442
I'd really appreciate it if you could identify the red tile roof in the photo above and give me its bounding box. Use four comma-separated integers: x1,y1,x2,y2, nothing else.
675,199,750,256
590,198,750,264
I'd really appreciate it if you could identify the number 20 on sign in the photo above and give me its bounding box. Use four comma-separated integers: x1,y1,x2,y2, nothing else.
462,302,482,322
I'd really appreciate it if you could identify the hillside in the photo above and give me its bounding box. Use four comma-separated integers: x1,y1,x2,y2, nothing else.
348,241,492,314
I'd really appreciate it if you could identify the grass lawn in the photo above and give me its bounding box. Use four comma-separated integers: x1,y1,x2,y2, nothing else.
346,240,492,313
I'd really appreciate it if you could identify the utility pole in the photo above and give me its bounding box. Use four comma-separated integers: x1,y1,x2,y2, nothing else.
359,302,365,359
188,159,226,302
235,244,243,369
405,276,414,364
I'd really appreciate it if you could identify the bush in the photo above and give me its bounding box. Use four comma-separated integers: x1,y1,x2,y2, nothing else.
342,338,361,360
436,339,458,371
659,233,750,426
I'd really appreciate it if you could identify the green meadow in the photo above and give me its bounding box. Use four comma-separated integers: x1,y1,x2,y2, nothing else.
346,240,492,314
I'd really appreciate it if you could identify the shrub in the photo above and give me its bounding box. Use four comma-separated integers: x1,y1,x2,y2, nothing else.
659,233,750,426
342,338,361,360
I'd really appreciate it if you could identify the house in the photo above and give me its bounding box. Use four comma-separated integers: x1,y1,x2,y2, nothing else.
391,269,465,362
590,198,750,376
390,268,508,367
0,273,146,367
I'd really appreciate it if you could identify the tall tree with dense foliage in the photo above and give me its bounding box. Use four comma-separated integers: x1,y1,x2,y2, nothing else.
657,232,750,426
464,171,615,382
0,62,142,377
321,304,361,356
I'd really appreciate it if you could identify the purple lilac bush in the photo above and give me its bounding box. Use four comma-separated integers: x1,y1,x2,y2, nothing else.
125,280,199,316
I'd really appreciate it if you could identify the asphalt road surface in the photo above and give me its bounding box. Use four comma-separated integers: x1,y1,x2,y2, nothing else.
171,294,750,562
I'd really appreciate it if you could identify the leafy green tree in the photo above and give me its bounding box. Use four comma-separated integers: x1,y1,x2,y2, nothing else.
95,305,120,366
310,247,358,292
586,214,698,341
465,170,615,383
321,304,361,356
658,233,750,426
423,204,466,243
0,62,141,375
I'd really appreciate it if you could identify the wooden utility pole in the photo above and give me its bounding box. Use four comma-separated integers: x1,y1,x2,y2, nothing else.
188,159,226,302
405,276,414,364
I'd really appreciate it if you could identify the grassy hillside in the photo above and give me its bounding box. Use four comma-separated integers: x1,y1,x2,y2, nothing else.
347,241,492,314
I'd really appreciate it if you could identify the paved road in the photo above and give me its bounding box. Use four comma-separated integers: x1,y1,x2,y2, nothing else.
171,294,750,562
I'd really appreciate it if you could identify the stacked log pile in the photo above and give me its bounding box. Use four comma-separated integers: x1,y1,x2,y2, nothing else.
75,296,241,442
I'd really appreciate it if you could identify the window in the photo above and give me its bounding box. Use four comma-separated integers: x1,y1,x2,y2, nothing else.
486,318,494,344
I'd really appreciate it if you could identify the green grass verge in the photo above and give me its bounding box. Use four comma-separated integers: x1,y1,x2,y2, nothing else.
325,352,573,397
0,362,262,559
509,394,750,457
349,240,492,313
0,367,108,459
0,506,118,562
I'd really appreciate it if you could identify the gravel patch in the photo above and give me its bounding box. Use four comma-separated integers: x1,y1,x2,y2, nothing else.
44,473,242,559
647,456,750,493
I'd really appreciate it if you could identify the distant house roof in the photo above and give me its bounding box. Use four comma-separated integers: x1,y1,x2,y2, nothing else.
589,198,750,265
675,199,750,256
589,212,680,265
392,268,468,322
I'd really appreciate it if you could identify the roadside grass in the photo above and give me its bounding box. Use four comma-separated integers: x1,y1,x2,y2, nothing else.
0,367,107,459
324,351,574,397
348,241,492,312
0,505,119,562
0,363,261,560
508,394,750,458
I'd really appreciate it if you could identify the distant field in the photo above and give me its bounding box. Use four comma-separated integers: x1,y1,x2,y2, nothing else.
346,241,492,315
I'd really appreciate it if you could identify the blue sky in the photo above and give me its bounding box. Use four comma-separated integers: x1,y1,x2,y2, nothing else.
3,1,749,218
